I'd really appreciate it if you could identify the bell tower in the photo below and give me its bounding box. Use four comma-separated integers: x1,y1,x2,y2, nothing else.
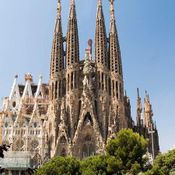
50,0,65,101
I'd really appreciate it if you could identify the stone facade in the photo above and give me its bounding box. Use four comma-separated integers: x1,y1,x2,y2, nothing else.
47,0,159,159
0,0,159,170
0,74,49,169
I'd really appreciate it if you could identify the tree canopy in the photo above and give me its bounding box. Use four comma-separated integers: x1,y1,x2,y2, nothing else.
80,155,108,175
145,149,175,175
34,156,80,175
106,129,148,174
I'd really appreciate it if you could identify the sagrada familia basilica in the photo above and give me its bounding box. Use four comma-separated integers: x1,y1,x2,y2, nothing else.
0,0,159,172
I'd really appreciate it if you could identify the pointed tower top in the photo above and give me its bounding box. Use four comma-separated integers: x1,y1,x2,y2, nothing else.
35,75,43,98
57,0,61,19
97,0,104,19
109,0,117,34
9,75,18,100
109,0,115,20
50,0,64,79
71,0,75,6
109,0,123,76
69,0,76,19
145,90,150,102
66,0,79,66
98,0,102,6
25,73,33,82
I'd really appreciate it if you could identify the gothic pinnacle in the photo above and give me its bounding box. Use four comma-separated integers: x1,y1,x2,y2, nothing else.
71,0,75,6
50,0,64,79
57,0,61,19
69,0,76,19
145,90,150,102
95,0,108,68
98,0,102,6
97,0,104,19
109,0,116,34
109,0,115,21
66,0,79,66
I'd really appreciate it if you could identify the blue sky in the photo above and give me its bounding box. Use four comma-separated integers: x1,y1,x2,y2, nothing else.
0,0,175,152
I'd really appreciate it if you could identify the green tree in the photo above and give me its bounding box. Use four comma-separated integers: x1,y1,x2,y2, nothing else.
106,155,122,174
80,155,108,175
106,129,148,174
34,156,80,175
145,149,175,175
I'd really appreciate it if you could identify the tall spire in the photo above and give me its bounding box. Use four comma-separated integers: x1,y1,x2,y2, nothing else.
110,0,115,21
66,0,79,67
95,0,108,68
50,0,64,101
69,0,75,19
57,0,61,19
50,0,64,79
109,0,122,76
